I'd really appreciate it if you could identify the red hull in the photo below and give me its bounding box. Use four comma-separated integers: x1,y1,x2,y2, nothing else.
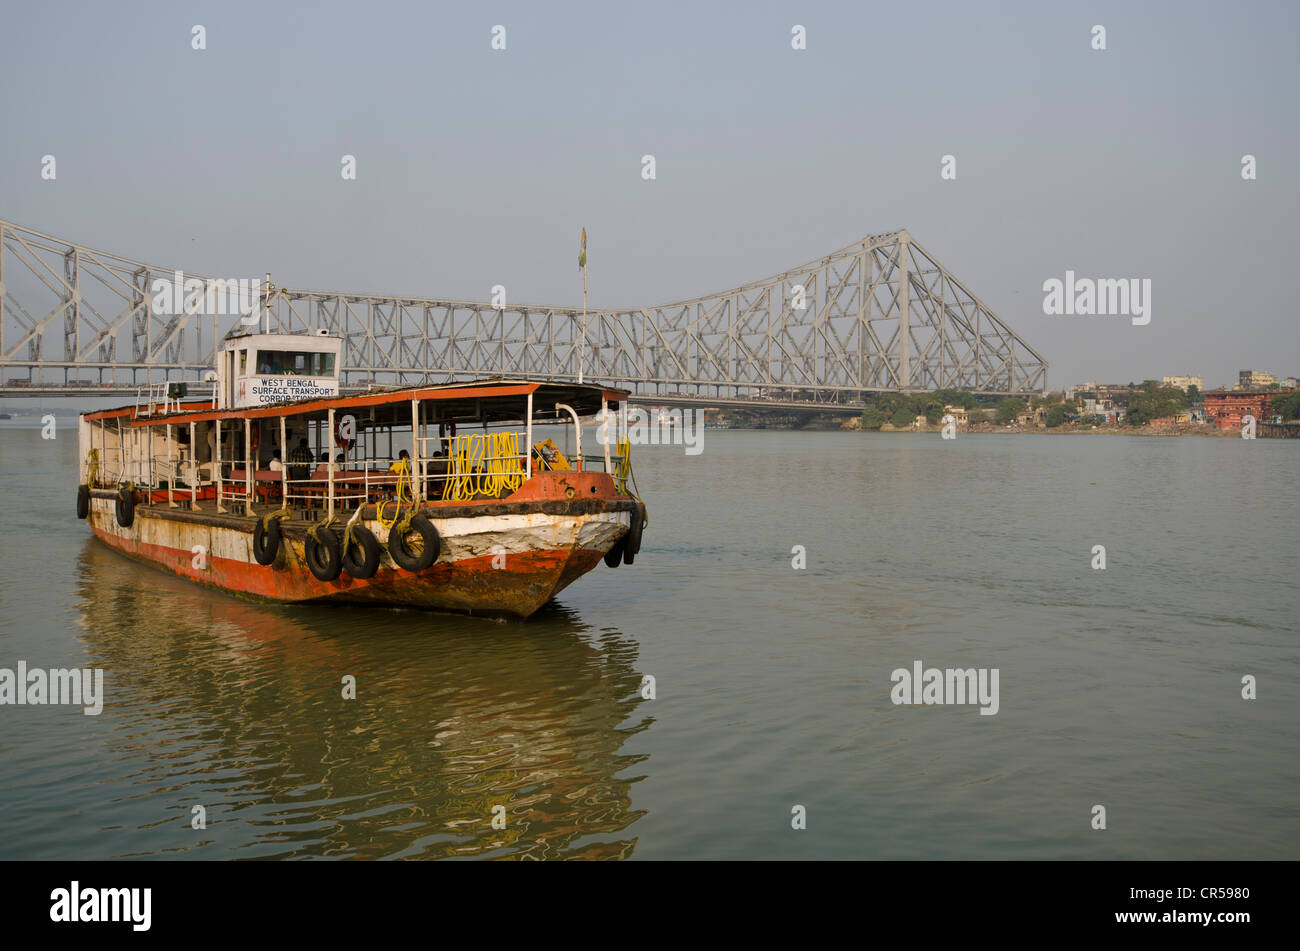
84,470,637,618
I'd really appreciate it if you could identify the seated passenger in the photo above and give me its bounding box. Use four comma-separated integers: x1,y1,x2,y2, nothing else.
288,438,313,482
268,450,283,472
382,450,411,500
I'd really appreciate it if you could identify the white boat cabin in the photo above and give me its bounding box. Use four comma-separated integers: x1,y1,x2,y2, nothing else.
216,329,342,410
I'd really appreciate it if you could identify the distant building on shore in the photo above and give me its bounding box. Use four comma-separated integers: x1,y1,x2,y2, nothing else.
1204,388,1274,429
1016,405,1049,428
1151,410,1194,426
1238,369,1277,389
1162,375,1203,392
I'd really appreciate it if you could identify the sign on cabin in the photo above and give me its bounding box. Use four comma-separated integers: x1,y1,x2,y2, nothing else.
217,330,342,409
240,376,338,405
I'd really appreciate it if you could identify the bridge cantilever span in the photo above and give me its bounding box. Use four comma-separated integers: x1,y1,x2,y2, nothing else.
1,218,1047,401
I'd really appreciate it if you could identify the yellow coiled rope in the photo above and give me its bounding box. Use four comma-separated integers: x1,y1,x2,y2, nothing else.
377,458,414,528
614,437,641,500
487,431,525,497
441,433,525,501
614,436,647,528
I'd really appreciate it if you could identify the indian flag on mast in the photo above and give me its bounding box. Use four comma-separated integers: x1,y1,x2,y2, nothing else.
578,227,588,383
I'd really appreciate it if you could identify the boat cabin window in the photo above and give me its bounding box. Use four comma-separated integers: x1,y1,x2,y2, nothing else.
255,350,336,377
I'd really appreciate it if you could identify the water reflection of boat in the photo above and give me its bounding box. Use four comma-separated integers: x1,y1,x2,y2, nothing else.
75,539,651,859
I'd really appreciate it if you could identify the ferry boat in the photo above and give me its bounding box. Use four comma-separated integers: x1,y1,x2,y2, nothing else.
76,325,646,619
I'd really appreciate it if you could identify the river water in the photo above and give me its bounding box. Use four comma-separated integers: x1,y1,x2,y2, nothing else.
1,418,1296,859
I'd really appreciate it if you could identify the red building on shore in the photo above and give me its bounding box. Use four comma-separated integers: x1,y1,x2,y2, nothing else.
1203,389,1274,430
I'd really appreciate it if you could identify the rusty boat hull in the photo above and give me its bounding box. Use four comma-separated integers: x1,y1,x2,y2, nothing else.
85,470,639,619
77,372,644,619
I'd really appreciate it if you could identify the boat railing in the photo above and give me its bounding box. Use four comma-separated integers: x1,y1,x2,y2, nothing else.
91,425,620,516
273,462,417,514
220,470,255,507
149,454,181,488
92,445,126,488
91,450,203,502
262,432,535,514
133,382,183,419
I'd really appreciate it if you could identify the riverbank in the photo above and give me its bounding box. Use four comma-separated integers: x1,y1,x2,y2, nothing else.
836,418,1243,438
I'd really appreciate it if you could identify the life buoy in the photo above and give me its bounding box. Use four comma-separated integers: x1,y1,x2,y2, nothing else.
76,484,90,520
334,416,355,452
388,513,440,571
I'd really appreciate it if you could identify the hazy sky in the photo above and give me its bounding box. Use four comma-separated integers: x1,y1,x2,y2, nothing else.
2,0,1297,390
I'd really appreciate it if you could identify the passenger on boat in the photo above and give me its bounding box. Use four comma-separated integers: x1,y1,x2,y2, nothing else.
268,450,283,472
288,438,313,481
286,439,315,507
425,449,449,495
384,450,411,500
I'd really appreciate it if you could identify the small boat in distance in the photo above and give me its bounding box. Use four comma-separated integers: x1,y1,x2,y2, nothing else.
76,325,646,619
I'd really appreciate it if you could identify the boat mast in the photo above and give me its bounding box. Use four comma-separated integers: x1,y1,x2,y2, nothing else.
578,227,587,385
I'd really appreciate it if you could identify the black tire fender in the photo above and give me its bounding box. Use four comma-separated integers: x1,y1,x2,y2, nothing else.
305,527,343,582
604,537,625,568
623,503,645,564
76,484,90,520
388,513,440,572
115,487,136,528
342,524,381,579
252,515,282,566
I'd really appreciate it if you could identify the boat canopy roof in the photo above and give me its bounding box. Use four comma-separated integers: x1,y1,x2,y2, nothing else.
85,379,630,427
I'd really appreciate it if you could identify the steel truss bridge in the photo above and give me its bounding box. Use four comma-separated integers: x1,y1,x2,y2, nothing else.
0,218,1047,404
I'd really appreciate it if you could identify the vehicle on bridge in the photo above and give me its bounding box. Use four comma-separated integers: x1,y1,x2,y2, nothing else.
75,329,647,618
